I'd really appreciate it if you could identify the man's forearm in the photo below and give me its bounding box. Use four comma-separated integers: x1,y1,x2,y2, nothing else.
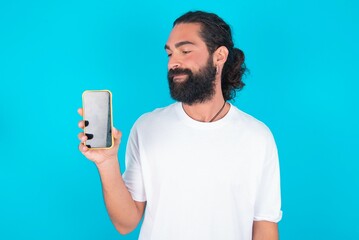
96,158,144,234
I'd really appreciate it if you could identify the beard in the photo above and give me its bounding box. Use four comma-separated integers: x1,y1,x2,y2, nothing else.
167,57,217,105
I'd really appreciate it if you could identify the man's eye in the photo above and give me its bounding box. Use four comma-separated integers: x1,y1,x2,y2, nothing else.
167,53,172,57
182,50,191,54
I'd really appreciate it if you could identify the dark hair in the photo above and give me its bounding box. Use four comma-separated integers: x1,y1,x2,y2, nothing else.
173,11,247,101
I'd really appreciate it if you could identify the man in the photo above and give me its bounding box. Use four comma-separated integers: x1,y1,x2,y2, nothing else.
78,11,282,240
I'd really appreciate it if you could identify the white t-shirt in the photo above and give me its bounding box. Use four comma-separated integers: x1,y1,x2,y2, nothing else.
123,102,282,240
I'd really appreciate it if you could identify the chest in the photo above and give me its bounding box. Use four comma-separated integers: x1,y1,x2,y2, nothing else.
140,125,265,195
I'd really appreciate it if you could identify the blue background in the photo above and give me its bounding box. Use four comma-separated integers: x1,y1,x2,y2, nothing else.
0,0,358,239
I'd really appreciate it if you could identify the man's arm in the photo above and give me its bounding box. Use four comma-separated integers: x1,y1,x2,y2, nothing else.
78,108,145,234
97,157,145,234
252,221,279,240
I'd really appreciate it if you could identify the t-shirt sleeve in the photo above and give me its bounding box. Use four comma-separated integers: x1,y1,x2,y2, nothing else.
253,131,282,222
122,126,147,202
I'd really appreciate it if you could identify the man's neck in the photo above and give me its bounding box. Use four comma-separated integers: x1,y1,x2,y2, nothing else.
181,94,229,122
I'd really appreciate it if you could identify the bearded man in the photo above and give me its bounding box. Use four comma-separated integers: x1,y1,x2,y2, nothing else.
78,11,282,240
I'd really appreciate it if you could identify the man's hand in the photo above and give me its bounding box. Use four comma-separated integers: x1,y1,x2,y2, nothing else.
77,107,145,234
77,108,122,165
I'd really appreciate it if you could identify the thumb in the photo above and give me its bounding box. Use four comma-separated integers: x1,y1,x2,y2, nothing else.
113,127,122,140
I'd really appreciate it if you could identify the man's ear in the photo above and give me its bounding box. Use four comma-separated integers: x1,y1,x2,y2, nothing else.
213,46,229,66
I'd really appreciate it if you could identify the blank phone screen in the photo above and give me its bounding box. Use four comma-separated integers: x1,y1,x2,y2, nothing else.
82,90,113,148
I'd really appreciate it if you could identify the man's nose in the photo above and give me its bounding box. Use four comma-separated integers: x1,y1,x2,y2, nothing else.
168,56,181,70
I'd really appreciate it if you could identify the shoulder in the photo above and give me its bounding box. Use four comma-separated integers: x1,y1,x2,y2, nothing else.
230,105,274,140
132,102,179,130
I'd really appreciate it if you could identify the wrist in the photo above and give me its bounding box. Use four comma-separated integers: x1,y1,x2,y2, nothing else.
95,157,120,173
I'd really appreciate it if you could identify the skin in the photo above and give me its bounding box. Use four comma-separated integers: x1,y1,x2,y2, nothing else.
78,109,145,234
253,221,279,240
78,22,278,239
165,23,230,121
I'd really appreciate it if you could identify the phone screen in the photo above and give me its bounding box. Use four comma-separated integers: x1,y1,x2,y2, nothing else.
82,90,113,149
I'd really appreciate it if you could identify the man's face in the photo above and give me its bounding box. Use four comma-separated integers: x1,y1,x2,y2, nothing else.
165,23,217,105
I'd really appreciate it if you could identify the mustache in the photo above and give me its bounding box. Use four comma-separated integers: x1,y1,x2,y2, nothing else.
167,68,192,80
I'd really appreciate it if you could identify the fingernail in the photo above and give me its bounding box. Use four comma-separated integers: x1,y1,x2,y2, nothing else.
85,133,93,140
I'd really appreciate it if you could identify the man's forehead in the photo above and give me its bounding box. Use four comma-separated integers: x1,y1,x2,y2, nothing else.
165,41,195,50
165,23,203,48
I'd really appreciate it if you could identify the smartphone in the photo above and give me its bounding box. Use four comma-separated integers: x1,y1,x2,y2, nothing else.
82,90,113,149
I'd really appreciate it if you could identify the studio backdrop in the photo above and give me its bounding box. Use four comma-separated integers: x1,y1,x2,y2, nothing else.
0,0,358,239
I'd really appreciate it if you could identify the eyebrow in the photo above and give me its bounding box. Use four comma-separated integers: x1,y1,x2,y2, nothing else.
164,41,195,50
